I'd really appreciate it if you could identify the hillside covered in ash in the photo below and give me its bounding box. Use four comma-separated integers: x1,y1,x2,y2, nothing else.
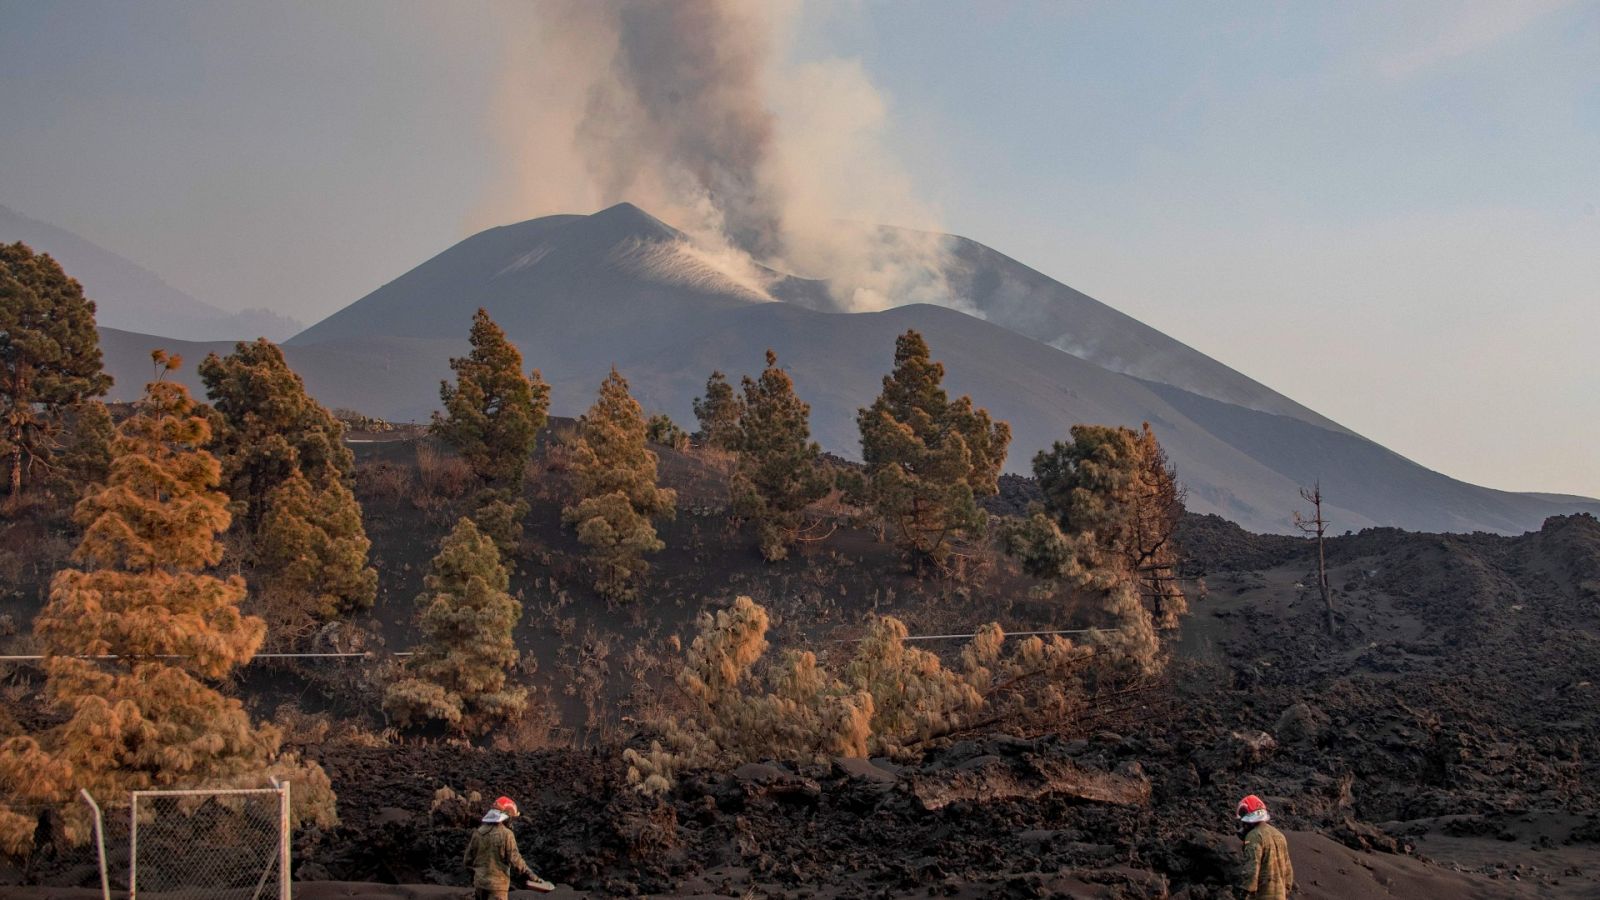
6,424,1599,898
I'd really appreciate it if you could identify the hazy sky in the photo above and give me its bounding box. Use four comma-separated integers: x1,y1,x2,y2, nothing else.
2,1,1596,498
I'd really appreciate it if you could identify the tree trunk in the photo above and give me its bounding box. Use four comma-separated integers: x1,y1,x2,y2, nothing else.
1317,529,1332,635
8,443,19,503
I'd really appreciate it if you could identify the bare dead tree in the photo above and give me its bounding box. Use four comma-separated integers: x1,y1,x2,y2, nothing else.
1294,482,1333,634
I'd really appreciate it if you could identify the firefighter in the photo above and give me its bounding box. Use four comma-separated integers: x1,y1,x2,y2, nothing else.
1235,794,1294,899
464,796,553,898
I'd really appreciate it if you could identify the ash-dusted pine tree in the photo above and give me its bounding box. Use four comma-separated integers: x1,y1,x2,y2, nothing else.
562,369,677,601
0,243,113,503
623,597,1092,794
623,596,874,794
692,370,743,450
383,517,526,733
0,356,335,856
432,308,549,489
844,615,985,751
1021,423,1187,629
199,338,376,623
848,330,1010,566
255,470,378,625
732,350,832,561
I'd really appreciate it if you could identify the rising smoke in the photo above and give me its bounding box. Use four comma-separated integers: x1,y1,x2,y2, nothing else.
478,0,958,313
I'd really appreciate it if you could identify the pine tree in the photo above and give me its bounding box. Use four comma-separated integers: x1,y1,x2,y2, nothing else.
43,400,114,502
1026,423,1187,628
470,488,531,557
0,358,335,855
562,369,677,601
692,370,743,450
0,243,113,502
431,309,549,490
732,350,832,561
848,330,1011,565
255,470,379,625
199,339,352,530
199,339,376,623
383,517,526,733
645,413,690,450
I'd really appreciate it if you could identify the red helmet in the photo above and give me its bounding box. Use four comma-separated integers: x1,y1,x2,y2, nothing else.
494,796,520,817
1236,794,1269,823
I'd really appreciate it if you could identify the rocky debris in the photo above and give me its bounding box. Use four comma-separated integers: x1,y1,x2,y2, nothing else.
1274,703,1329,747
907,753,1150,811
1199,730,1277,774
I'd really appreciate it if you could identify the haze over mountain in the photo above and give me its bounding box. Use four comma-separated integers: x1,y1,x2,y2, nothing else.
99,202,1599,536
1,204,302,341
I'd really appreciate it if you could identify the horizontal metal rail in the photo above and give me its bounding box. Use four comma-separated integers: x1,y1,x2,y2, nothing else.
0,651,413,661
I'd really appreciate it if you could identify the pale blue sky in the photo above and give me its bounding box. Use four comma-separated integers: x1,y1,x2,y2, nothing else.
2,1,1596,497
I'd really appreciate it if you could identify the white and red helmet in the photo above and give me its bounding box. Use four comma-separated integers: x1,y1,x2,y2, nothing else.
1236,794,1270,824
493,796,520,817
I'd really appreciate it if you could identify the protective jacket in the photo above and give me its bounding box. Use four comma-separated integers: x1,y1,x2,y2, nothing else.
1237,822,1294,899
465,821,535,891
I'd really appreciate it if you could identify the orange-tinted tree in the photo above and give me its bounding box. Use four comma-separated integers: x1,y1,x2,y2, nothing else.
0,355,334,856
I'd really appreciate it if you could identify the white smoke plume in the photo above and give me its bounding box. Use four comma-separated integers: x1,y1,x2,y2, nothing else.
475,0,956,313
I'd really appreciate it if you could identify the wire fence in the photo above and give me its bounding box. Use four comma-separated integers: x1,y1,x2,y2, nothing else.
130,784,290,900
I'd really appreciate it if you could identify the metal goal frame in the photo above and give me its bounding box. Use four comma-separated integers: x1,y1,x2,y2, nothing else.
129,780,291,900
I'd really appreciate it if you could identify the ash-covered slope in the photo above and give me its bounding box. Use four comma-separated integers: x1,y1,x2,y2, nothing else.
0,203,301,341
101,203,1597,534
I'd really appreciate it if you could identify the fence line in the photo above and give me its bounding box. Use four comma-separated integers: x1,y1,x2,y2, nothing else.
0,651,414,662
0,629,1099,663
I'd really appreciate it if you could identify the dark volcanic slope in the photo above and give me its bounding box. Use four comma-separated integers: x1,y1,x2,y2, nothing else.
99,204,1598,535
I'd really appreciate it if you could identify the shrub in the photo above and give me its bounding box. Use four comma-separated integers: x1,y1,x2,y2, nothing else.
623,597,1097,793
415,441,474,500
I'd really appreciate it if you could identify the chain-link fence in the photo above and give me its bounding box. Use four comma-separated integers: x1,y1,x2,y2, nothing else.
129,784,290,900
7,792,127,895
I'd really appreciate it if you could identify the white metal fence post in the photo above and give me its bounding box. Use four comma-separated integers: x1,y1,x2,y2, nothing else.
280,780,292,899
78,788,110,900
128,792,140,900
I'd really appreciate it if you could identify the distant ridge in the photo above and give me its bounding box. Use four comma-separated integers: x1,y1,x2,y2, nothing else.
100,203,1599,535
1,203,301,341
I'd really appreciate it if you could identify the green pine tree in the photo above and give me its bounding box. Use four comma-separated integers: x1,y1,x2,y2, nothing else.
847,330,1010,566
0,243,112,503
732,350,832,561
199,339,376,625
383,517,526,733
43,400,114,503
692,370,743,451
562,369,677,601
431,308,549,490
199,338,352,529
1017,423,1187,629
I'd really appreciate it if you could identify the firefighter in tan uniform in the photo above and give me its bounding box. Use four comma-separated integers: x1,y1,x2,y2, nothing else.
1235,794,1294,899
464,796,553,899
